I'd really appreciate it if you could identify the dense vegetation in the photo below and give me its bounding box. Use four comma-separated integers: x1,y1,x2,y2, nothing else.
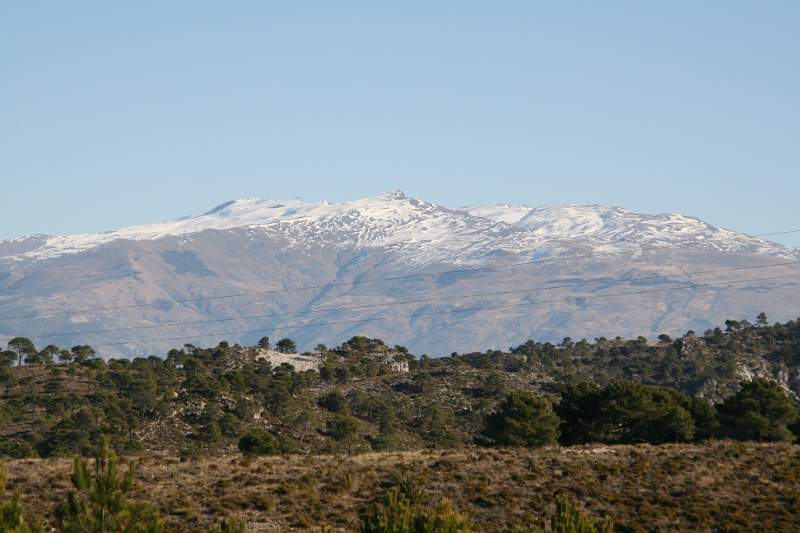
0,316,798,530
1,316,798,460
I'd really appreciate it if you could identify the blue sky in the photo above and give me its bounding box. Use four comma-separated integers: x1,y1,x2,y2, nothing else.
1,1,798,245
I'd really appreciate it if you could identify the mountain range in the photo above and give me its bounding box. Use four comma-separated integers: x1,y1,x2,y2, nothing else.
1,191,798,356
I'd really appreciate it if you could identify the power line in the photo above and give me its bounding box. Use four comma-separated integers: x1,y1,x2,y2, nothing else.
16,260,799,341
89,273,797,349
751,228,800,237
1,235,797,321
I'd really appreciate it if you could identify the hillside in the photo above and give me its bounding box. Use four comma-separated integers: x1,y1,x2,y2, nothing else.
4,442,799,531
1,317,798,460
0,192,798,357
0,318,799,531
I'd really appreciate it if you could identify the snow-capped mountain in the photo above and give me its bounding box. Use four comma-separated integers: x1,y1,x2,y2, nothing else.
3,191,791,263
0,191,797,357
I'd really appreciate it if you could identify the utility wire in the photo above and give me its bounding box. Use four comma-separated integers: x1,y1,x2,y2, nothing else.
89,273,797,348
0,233,797,321
752,228,800,237
16,260,799,340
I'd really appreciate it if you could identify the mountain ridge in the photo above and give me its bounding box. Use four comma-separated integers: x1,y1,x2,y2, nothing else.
1,191,795,263
0,192,798,356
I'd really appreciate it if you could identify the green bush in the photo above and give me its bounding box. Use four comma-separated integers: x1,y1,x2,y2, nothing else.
238,429,279,455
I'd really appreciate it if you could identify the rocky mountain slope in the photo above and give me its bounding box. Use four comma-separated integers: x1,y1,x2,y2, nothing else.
0,191,797,356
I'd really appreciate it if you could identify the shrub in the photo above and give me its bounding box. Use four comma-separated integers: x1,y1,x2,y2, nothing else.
238,429,279,455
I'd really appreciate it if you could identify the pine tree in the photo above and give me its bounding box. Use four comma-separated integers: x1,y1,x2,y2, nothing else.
57,436,164,533
70,345,96,364
548,496,613,533
256,336,271,350
58,349,74,364
327,415,361,454
7,338,35,367
718,378,799,442
360,488,473,533
360,489,416,533
275,338,297,354
38,345,61,365
515,495,613,533
481,390,560,447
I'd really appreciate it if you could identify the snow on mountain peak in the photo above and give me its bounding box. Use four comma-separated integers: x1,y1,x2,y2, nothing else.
467,203,767,247
1,193,793,263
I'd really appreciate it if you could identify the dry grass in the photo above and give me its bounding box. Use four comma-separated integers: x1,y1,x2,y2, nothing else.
4,441,800,532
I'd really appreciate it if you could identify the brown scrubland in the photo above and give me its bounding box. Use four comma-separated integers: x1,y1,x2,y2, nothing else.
3,441,799,532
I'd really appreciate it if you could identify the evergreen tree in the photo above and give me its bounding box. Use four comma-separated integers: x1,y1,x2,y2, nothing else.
360,489,416,533
70,345,96,364
198,403,223,443
718,378,800,442
481,391,560,447
419,404,468,448
238,429,278,455
275,338,297,354
327,415,361,454
556,381,696,445
7,338,35,367
686,397,720,440
548,495,613,533
318,392,351,414
23,351,42,366
360,488,473,533
38,345,61,365
517,495,613,533
57,436,164,533
256,337,271,350
58,350,74,364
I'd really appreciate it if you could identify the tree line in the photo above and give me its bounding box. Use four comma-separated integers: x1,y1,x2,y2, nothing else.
481,378,799,448
0,317,798,461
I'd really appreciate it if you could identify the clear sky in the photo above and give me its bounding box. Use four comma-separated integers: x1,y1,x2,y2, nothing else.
1,1,798,245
